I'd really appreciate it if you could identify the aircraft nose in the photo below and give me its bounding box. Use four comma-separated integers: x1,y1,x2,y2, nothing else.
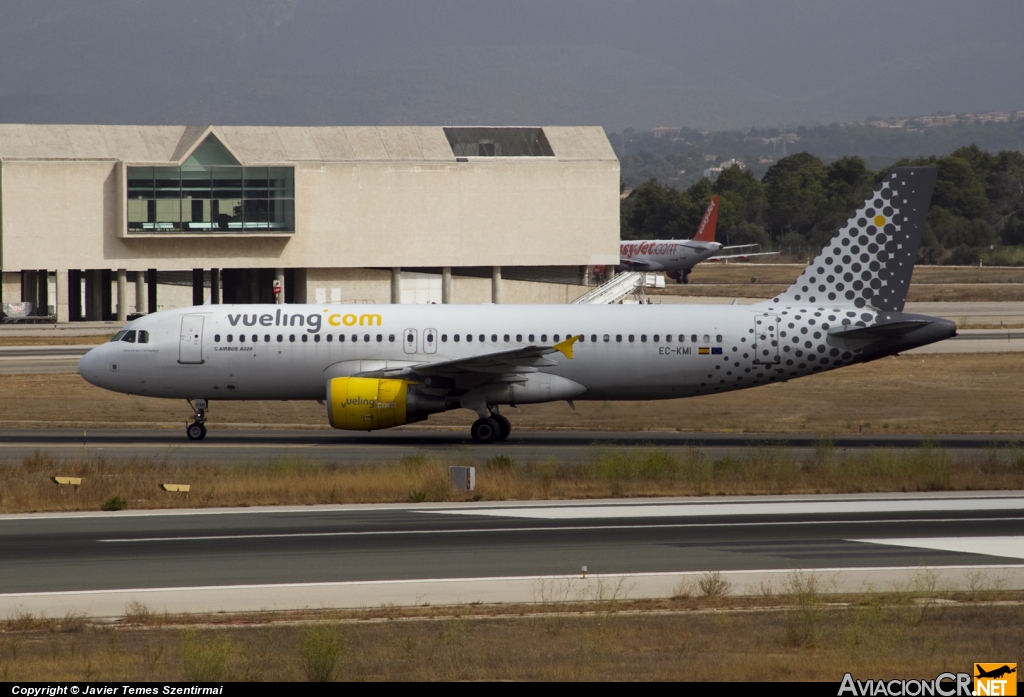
77,346,104,386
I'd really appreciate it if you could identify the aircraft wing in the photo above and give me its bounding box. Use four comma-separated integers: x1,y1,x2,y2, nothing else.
620,258,656,269
355,336,581,380
706,251,781,261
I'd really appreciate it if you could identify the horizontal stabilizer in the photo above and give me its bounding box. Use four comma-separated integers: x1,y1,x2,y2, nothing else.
828,319,935,340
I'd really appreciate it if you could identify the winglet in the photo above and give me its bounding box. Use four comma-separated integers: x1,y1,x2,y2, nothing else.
692,195,720,242
553,334,581,359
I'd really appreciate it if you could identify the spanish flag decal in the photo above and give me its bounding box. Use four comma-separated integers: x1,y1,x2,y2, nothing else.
699,347,710,355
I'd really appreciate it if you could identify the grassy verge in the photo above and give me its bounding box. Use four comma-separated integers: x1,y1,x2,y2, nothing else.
4,443,1024,513
2,584,1021,681
3,353,1024,434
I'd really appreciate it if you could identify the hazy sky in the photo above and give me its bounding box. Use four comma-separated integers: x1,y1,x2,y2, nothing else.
0,0,1021,130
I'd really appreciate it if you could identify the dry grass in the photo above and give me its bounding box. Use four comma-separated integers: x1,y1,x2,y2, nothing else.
0,334,109,346
5,352,1021,435
3,443,1023,513
1,594,1021,681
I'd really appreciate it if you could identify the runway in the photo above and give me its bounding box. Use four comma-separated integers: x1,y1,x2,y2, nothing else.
1,492,1023,616
2,428,1023,465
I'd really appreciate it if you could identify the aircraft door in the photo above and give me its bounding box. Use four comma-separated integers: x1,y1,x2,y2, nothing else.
403,328,418,354
178,315,205,364
753,313,780,364
424,328,437,354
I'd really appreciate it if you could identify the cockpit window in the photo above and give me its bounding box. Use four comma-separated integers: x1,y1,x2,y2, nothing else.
138,330,149,343
111,330,127,342
121,330,137,343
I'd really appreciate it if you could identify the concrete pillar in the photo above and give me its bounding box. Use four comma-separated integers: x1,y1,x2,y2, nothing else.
391,267,401,304
116,269,127,322
147,269,158,313
607,266,617,280
192,269,205,306
135,272,145,314
210,268,220,305
491,266,502,304
275,268,285,304
441,266,452,304
37,270,49,315
56,270,70,323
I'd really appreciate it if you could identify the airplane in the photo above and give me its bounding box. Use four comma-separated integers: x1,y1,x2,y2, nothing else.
79,167,953,444
975,666,1016,680
596,195,779,284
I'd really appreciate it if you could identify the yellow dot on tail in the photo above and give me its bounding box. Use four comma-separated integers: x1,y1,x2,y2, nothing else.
874,215,885,226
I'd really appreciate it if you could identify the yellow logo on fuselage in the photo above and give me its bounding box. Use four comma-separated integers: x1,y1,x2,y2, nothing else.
327,313,382,327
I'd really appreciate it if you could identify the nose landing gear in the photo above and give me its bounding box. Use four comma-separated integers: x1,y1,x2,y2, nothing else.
186,398,208,441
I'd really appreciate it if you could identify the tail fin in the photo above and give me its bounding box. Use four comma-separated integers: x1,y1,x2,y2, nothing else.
769,167,937,312
692,195,720,242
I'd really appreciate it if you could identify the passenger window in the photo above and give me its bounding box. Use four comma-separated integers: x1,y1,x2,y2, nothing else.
314,335,321,343
327,334,333,342
121,330,136,343
716,334,723,343
503,334,510,342
539,334,546,342
426,333,434,343
479,334,485,342
653,334,659,342
603,334,610,342
214,334,221,343
289,335,295,342
491,334,497,342
389,334,396,342
466,335,473,343
690,334,696,342
227,334,233,342
351,335,357,342
665,334,672,342
553,334,560,342
138,331,149,344
454,335,460,342
628,335,634,342
516,334,523,342
703,334,710,343
277,334,283,342
591,334,597,342
264,335,270,342
441,334,448,342
239,335,246,343
363,334,370,342
338,334,344,342
641,335,647,342
616,335,622,342
529,334,535,342
252,335,258,342
376,334,382,342
301,335,308,343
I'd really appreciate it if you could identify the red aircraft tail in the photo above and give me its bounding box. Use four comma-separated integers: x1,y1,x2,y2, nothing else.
692,195,720,243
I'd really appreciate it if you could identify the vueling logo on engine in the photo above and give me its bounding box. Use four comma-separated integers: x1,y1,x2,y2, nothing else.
342,397,396,409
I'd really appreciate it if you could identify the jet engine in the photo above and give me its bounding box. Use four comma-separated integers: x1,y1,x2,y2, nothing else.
326,377,446,431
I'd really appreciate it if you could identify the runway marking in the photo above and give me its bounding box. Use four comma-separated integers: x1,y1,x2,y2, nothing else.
97,516,1024,543
427,498,1024,520
3,564,1024,600
852,536,1024,561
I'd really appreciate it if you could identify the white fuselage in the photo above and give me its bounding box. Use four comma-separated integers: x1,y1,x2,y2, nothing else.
619,239,722,272
77,301,934,406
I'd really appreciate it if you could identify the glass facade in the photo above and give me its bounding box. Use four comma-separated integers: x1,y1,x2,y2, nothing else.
126,136,294,234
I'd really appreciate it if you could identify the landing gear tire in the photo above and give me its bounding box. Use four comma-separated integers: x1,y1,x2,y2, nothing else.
471,417,501,444
493,414,511,441
186,422,207,441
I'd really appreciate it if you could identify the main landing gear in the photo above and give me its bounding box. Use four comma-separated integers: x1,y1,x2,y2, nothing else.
470,409,511,444
186,398,208,441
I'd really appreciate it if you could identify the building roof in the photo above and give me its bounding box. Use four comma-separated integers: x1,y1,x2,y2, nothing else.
0,124,616,164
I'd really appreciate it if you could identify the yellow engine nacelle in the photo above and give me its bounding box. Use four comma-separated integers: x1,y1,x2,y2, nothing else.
327,377,410,431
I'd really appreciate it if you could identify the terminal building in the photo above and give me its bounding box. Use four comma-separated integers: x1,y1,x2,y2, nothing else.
0,124,619,321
